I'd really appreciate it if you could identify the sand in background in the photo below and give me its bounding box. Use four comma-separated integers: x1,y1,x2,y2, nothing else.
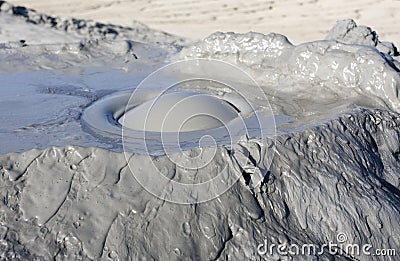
6,0,400,46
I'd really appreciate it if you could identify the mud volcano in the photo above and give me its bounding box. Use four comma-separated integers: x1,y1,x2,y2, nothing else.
0,3,399,260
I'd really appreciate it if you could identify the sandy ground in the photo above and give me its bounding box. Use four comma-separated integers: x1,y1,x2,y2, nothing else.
7,0,400,46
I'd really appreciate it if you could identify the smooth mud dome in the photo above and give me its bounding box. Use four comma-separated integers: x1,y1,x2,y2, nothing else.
0,1,399,260
119,92,240,132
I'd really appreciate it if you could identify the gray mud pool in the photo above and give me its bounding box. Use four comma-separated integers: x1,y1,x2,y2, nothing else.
0,3,399,260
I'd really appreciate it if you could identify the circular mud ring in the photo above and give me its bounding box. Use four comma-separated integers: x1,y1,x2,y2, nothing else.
82,59,277,203
82,88,255,152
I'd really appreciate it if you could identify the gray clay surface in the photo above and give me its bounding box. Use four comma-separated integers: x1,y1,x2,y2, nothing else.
0,2,399,260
